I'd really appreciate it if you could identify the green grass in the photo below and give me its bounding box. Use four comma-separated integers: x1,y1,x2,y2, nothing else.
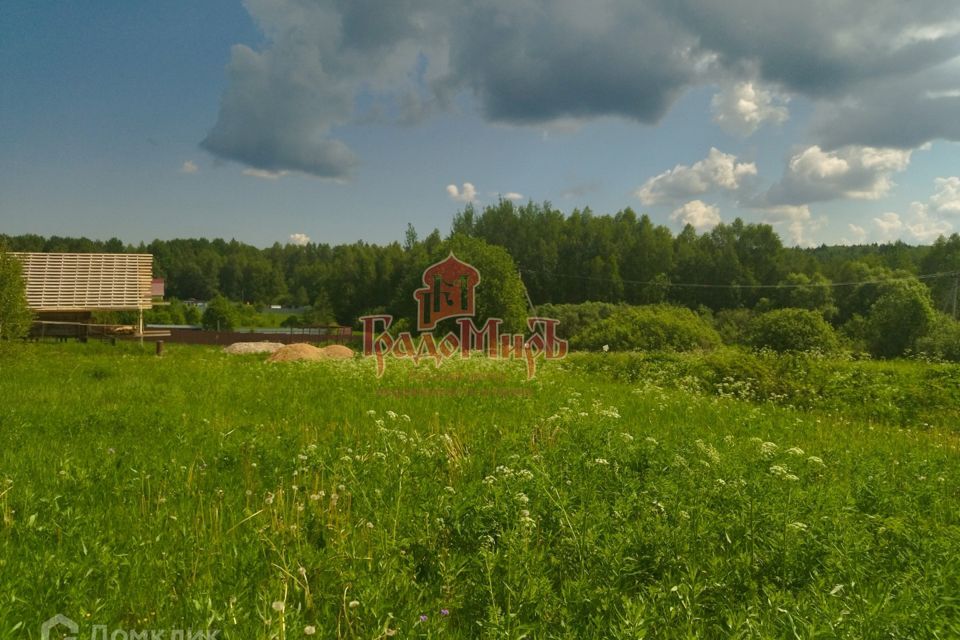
1,342,959,638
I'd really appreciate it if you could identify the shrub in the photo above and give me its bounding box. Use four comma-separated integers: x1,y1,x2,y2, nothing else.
0,248,31,340
571,304,721,352
865,279,936,358
916,314,960,362
536,302,620,340
201,295,237,331
747,308,839,353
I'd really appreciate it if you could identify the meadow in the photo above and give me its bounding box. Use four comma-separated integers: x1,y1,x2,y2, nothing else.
1,342,959,638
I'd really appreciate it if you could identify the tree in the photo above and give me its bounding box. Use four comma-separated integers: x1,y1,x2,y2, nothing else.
0,248,31,340
202,295,237,331
865,279,937,358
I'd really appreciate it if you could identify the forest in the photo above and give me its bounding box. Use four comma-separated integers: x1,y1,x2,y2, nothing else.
4,200,959,324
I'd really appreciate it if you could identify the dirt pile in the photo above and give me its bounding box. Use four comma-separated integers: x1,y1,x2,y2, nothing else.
223,341,284,355
320,344,355,359
265,343,355,362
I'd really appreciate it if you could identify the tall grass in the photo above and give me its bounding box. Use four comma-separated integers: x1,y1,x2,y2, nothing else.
1,342,958,638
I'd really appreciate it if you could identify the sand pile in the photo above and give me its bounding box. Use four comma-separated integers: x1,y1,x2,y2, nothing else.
223,341,284,355
266,343,326,362
265,343,355,362
320,344,355,359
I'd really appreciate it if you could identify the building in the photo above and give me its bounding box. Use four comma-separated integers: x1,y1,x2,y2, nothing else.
12,252,154,339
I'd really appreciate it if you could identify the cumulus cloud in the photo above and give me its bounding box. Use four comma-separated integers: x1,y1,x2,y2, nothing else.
635,148,757,205
289,233,311,246
670,200,721,230
710,81,789,136
766,145,912,205
757,204,824,247
203,1,960,174
931,176,960,213
180,160,199,174
502,192,525,201
446,182,478,202
847,223,867,243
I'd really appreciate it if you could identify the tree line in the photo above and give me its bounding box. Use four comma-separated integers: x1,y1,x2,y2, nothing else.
3,199,960,327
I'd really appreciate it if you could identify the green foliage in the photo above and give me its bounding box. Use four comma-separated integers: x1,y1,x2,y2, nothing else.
571,304,721,352
713,308,754,344
865,279,937,358
0,248,31,340
201,295,237,331
535,301,620,339
747,308,839,353
915,313,960,362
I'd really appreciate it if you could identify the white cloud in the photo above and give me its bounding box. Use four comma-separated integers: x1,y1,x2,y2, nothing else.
905,203,953,242
180,160,199,174
757,204,825,247
670,200,721,230
711,81,789,136
635,148,757,205
931,176,960,214
767,145,912,205
446,182,478,202
289,233,311,246
873,212,904,237
502,192,525,201
847,223,867,243
242,168,288,180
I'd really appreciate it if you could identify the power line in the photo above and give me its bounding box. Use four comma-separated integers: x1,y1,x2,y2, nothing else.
518,268,960,290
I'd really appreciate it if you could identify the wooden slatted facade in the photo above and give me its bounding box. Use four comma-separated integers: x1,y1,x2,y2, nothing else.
12,253,154,311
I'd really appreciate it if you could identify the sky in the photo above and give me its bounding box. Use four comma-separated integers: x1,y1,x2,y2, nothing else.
1,1,959,249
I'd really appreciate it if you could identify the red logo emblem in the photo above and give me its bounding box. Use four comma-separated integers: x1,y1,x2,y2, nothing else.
413,253,481,331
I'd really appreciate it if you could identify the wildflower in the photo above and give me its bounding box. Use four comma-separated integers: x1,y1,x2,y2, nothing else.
594,458,609,465
304,626,316,635
440,609,450,616
760,442,778,458
297,454,308,461
349,600,360,609
264,492,275,505
621,433,634,442
602,344,609,352
482,475,496,485
515,492,529,504
786,447,804,456
645,437,658,446
419,614,428,622
386,410,398,420
272,601,285,612
401,414,411,422
366,410,376,417
366,521,374,529
807,456,825,467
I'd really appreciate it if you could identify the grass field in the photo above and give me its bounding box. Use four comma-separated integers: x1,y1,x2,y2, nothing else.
2,342,959,638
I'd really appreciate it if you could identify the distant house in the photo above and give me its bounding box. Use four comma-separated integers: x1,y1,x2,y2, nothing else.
12,252,154,338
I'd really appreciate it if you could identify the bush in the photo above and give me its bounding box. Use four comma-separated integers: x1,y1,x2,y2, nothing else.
0,249,31,340
865,279,936,358
916,314,960,362
201,295,237,331
536,302,620,340
571,304,721,352
747,308,839,353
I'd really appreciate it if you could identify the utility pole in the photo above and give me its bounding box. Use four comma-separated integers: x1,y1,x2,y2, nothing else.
953,272,959,320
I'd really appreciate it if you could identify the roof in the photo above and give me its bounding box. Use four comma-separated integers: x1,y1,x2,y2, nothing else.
12,252,154,311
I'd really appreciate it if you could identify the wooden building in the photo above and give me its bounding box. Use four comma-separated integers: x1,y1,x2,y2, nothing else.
12,252,154,339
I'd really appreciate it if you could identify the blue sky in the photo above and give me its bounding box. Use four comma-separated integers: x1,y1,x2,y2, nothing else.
2,1,959,248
